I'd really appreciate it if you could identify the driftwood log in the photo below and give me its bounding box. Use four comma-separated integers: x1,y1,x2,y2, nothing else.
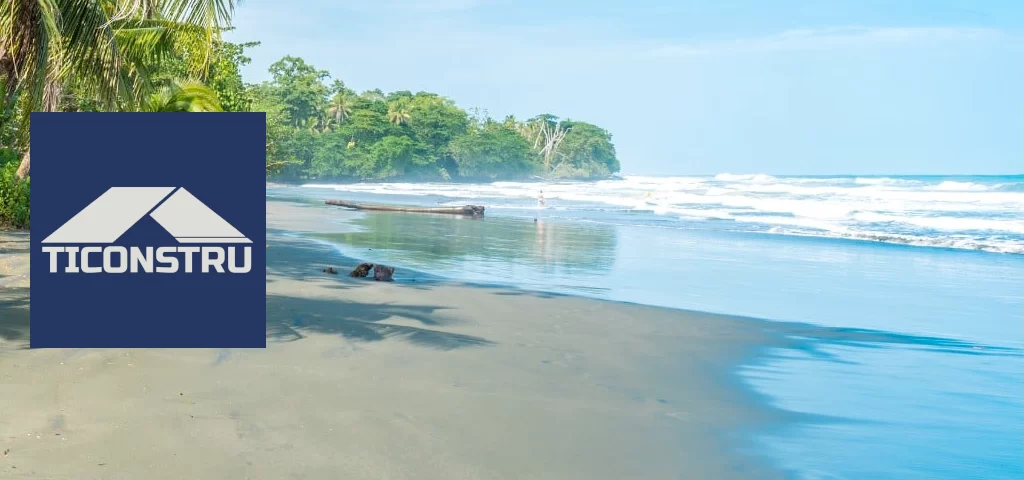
325,199,484,216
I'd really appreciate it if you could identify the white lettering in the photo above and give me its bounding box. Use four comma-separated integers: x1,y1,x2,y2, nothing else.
43,246,253,274
103,246,128,273
201,247,225,273
130,247,154,273
228,247,251,273
178,246,200,273
64,247,81,273
42,246,64,273
156,247,178,273
81,246,103,274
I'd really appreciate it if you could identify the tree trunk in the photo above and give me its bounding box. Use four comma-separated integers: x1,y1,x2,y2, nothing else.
2,0,42,103
15,147,29,180
325,199,484,216
4,0,43,181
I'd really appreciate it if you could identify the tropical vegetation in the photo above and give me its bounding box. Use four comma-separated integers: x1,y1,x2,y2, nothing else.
255,55,619,182
0,0,620,227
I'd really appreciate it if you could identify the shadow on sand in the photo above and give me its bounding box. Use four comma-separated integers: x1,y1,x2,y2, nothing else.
2,230,492,352
0,285,29,347
0,230,30,347
266,295,493,350
0,231,29,255
266,232,494,350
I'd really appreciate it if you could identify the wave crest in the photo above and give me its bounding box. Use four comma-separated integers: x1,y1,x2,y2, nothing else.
296,174,1024,254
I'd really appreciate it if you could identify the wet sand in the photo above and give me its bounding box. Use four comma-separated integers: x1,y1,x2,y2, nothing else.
0,205,797,479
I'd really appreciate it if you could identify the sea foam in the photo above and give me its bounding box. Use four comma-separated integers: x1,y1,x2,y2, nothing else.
301,174,1024,254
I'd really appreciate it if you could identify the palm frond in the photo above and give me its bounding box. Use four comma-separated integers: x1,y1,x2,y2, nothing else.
144,78,221,112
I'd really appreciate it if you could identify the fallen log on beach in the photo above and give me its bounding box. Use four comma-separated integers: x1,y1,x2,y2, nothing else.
325,199,484,216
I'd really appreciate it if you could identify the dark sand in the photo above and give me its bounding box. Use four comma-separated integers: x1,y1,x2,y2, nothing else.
0,204,805,479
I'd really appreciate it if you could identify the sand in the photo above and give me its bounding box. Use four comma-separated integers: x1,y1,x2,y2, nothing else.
0,204,796,479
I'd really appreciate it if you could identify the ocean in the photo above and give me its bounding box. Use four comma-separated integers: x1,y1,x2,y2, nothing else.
268,173,1023,479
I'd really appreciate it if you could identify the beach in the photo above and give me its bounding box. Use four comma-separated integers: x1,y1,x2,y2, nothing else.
1,0,1020,476
0,203,801,479
2,191,1021,479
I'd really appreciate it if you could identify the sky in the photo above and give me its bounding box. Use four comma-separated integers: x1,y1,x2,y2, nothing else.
226,0,1024,175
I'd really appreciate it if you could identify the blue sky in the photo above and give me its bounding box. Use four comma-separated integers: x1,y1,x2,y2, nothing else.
227,1,1024,175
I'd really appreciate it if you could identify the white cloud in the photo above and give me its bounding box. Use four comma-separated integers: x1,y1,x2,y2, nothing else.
645,27,1015,58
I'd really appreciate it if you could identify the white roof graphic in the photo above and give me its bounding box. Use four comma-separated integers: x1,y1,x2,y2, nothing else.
41,187,251,244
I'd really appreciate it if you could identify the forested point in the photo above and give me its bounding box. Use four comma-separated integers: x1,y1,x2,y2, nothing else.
2,3,621,228
258,54,621,182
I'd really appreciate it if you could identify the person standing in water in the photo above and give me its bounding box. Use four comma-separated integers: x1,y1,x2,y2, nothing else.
534,190,546,222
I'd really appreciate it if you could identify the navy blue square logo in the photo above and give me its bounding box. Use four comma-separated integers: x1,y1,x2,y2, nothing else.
30,113,266,348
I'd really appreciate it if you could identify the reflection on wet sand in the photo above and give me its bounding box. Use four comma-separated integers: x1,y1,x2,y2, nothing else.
313,211,618,278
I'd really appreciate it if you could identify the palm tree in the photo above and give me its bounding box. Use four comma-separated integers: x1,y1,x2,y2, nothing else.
144,80,223,112
387,99,411,126
298,111,331,134
0,0,239,179
327,91,353,125
299,116,318,134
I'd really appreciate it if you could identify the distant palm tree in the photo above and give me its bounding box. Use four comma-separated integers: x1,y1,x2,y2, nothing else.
305,117,317,133
327,92,353,125
387,100,411,126
298,115,332,134
144,80,223,112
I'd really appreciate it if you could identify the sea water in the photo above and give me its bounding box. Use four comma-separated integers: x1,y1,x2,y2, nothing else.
269,174,1024,479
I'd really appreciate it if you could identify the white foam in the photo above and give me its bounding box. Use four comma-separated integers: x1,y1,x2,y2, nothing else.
296,174,1024,254
854,177,912,186
933,180,990,191
853,212,1024,234
714,173,776,183
764,228,1024,255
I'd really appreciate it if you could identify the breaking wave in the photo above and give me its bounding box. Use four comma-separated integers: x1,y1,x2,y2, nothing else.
299,174,1024,254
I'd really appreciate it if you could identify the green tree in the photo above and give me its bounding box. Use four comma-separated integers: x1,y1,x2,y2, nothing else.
327,90,355,125
206,40,259,112
144,80,223,112
0,148,29,228
254,55,618,182
404,93,468,171
550,121,619,178
0,0,239,179
153,39,257,113
386,98,411,126
266,56,330,129
450,120,537,179
367,135,418,178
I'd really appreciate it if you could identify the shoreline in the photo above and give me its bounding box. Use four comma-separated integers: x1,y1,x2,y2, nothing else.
267,199,1017,478
1,202,1009,478
3,209,802,478
263,202,804,477
273,176,1024,256
263,200,1022,478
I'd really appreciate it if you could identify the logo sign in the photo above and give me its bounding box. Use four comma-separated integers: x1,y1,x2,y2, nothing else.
30,113,266,348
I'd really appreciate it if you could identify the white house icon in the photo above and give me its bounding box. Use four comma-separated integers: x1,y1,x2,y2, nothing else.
42,187,251,244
